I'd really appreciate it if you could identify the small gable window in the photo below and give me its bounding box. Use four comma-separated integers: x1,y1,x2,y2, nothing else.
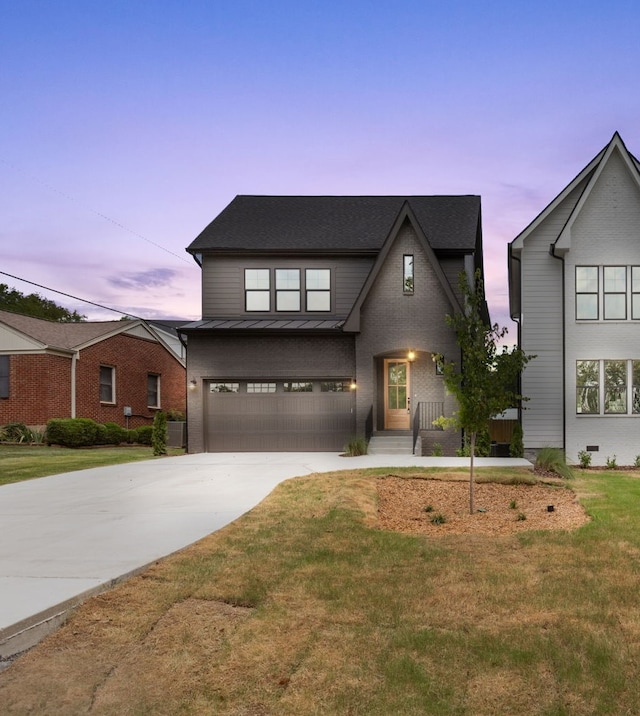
403,255,414,294
306,269,330,311
245,269,270,311
100,365,115,403
0,355,9,398
276,269,300,311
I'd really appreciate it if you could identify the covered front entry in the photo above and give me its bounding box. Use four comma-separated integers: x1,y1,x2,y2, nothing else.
204,380,355,451
383,358,411,429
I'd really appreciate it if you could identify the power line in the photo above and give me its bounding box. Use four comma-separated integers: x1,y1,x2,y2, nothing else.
0,270,144,319
0,157,194,265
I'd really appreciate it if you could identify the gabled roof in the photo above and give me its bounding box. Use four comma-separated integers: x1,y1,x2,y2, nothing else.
187,195,481,254
343,202,464,332
0,310,185,364
510,132,640,254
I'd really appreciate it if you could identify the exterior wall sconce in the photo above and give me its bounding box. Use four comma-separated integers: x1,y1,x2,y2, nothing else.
407,350,416,362
189,379,197,390
350,379,357,390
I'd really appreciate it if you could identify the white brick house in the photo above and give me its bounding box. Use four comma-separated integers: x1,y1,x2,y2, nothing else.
509,132,640,466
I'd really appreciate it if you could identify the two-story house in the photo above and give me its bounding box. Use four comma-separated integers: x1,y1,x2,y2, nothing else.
509,132,640,466
180,195,487,454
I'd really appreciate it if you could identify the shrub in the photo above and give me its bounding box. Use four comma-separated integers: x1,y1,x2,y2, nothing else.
430,513,447,525
1,422,31,443
166,409,185,421
577,450,592,469
509,423,524,458
635,455,640,468
136,425,153,446
152,411,168,456
606,455,618,470
516,512,527,521
456,430,491,457
46,418,100,448
431,442,443,457
343,436,367,456
103,422,128,445
535,446,573,480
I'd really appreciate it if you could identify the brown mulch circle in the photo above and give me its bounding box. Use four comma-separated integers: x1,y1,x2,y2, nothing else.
377,476,590,536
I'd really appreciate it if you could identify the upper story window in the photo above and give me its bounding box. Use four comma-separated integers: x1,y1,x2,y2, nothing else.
100,365,115,403
305,269,330,311
245,269,270,311
576,266,640,321
603,267,627,320
276,269,300,311
403,255,414,294
0,355,9,398
576,266,598,319
147,374,160,408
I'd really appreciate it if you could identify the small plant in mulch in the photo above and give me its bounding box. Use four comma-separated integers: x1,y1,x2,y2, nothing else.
430,513,447,525
423,505,434,513
606,455,618,470
635,455,640,468
578,450,592,469
509,499,517,510
516,512,527,521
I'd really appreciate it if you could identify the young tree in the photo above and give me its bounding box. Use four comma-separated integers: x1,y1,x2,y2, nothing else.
440,270,534,514
0,284,86,321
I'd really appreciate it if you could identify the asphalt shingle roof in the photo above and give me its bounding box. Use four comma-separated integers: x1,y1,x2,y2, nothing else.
187,196,480,253
0,310,133,351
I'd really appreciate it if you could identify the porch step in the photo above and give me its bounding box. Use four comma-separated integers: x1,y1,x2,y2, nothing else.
367,434,414,455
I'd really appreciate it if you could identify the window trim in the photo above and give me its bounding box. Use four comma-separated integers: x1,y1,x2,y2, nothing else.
100,365,116,404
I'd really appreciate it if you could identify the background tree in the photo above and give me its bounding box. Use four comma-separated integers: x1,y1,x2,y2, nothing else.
0,284,86,321
440,270,534,513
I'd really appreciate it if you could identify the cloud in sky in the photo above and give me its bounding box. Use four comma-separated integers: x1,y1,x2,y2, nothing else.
1,0,640,325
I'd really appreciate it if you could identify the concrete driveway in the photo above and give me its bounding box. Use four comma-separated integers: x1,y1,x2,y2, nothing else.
0,452,531,660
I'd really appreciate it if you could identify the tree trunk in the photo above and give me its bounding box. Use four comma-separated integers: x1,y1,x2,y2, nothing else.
469,431,476,514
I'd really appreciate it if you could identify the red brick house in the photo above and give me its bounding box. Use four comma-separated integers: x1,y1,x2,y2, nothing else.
0,310,186,428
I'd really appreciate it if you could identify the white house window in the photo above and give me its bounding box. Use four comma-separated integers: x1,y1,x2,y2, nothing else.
306,269,330,311
603,267,627,320
0,355,9,398
245,269,270,311
604,360,627,413
276,269,300,311
403,255,414,294
147,374,160,408
576,360,599,414
576,266,598,320
632,267,640,319
100,365,115,403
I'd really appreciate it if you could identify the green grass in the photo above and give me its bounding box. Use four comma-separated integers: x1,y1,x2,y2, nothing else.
2,469,640,715
0,444,185,485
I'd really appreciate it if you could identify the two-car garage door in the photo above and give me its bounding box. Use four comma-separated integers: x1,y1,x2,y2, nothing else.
205,380,355,451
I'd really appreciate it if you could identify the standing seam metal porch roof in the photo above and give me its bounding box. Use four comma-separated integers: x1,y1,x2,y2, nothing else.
187,195,481,253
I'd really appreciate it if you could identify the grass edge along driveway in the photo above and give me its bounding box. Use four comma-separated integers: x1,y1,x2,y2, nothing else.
0,445,185,486
1,467,639,715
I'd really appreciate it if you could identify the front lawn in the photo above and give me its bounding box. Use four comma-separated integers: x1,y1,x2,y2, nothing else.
0,445,185,486
1,468,639,714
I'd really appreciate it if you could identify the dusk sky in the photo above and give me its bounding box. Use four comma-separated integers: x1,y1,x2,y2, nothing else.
2,0,639,338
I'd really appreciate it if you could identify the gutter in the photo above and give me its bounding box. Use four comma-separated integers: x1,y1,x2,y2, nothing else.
549,243,566,452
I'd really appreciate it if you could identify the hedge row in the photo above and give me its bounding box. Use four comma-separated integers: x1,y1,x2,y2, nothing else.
45,418,153,448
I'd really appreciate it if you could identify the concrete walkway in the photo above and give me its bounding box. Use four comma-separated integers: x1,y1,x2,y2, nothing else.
0,452,531,660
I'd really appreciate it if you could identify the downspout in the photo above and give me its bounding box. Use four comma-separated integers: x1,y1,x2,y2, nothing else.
70,351,79,418
508,245,523,424
549,243,566,452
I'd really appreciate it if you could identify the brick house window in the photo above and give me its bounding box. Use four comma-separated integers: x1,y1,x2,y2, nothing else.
147,374,160,408
403,255,414,294
0,355,9,398
100,365,115,403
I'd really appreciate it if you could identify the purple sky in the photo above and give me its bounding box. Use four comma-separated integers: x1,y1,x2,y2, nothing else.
2,0,639,340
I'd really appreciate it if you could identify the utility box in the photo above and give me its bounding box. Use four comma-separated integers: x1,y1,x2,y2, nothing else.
123,406,132,417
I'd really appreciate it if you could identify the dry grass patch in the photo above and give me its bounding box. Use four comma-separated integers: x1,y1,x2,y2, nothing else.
1,468,639,715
